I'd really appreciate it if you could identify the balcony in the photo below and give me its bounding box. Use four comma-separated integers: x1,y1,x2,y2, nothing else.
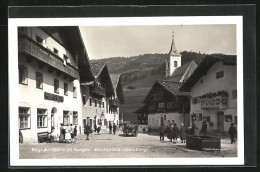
18,36,78,79
91,84,105,97
200,96,228,109
109,99,120,107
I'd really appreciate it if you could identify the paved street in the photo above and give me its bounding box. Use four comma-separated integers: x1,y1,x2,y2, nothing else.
20,129,237,159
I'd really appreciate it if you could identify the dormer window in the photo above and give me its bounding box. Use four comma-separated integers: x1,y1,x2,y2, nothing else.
174,61,177,67
53,48,59,55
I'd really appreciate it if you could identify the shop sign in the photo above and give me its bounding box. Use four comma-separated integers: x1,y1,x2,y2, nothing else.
44,92,64,102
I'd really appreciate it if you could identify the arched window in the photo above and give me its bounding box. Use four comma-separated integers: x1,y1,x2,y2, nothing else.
174,61,177,67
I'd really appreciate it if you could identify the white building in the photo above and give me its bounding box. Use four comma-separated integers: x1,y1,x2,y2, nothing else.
180,55,237,134
18,26,92,143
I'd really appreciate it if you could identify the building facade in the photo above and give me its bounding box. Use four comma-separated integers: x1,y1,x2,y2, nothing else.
143,81,190,131
180,55,237,134
18,27,92,143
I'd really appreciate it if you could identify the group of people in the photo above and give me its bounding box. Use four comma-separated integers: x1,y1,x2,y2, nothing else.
59,124,77,143
159,123,190,144
84,122,118,140
109,123,117,135
159,121,237,144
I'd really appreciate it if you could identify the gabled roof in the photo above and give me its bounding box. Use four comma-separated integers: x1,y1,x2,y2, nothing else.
179,54,236,92
134,104,148,113
110,74,121,91
169,31,181,56
90,62,106,77
143,80,189,103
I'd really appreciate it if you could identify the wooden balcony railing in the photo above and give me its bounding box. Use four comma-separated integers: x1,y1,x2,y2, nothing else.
109,99,120,107
200,96,228,109
18,36,78,79
91,85,105,97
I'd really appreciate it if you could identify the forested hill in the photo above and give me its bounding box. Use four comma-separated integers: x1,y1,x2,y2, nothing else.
90,51,206,88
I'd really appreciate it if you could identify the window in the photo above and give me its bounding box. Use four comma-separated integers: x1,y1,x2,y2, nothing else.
206,116,211,123
216,70,224,79
37,108,47,128
83,95,86,105
167,61,170,69
234,116,237,125
36,72,43,89
232,90,237,99
73,86,77,98
63,111,70,125
89,97,92,106
102,102,104,108
36,35,43,44
197,114,202,121
174,61,177,67
158,102,165,108
73,111,78,125
63,54,68,65
19,65,28,85
167,102,174,108
54,79,59,94
225,115,232,122
95,99,97,107
64,83,68,96
99,100,102,108
19,107,30,129
53,48,59,55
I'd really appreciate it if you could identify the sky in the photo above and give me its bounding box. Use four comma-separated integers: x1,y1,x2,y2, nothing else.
79,25,236,60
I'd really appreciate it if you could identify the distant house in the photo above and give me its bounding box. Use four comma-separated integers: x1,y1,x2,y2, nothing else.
134,104,148,132
143,81,190,131
109,74,125,125
81,63,115,130
180,55,237,134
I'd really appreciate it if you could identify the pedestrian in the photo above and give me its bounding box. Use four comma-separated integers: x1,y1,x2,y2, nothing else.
186,124,193,135
59,124,65,143
159,125,165,141
94,123,97,133
109,123,112,134
228,123,237,144
179,123,186,143
70,124,75,143
19,129,23,144
168,123,174,142
201,120,207,135
172,123,179,144
85,123,92,140
65,124,72,143
97,125,101,135
74,126,77,141
113,123,117,135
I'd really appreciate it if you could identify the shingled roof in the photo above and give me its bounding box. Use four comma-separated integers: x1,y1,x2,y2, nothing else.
110,74,121,91
90,62,106,77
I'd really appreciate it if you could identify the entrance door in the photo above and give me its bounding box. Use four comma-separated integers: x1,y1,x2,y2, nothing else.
51,107,57,133
217,112,224,133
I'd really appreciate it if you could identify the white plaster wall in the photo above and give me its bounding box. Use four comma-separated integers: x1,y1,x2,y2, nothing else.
19,55,81,143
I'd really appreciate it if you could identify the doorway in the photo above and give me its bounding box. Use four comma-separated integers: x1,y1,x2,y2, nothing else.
217,111,224,133
51,107,57,133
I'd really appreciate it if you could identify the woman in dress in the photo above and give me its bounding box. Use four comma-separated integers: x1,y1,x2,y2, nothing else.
65,124,72,143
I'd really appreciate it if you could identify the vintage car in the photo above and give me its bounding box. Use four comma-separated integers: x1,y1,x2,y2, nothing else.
123,123,138,136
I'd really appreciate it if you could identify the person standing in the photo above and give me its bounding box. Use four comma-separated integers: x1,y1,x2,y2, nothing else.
179,123,186,143
97,125,101,135
59,124,65,143
85,123,92,140
113,123,117,135
94,123,97,133
74,126,77,141
159,125,165,141
65,124,72,143
70,124,74,142
109,123,112,134
201,120,207,135
228,123,237,144
172,123,179,144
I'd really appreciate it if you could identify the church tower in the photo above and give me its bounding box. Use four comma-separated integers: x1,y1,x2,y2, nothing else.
166,30,182,77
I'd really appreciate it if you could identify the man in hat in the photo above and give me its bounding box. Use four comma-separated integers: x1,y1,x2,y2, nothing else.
228,123,237,144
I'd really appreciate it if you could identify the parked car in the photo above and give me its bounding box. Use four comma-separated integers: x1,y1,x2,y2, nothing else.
123,123,138,136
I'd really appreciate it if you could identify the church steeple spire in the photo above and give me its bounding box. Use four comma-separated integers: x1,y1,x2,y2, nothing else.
169,29,179,55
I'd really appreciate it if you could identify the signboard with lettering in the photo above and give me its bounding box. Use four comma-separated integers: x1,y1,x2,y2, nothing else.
44,92,64,102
